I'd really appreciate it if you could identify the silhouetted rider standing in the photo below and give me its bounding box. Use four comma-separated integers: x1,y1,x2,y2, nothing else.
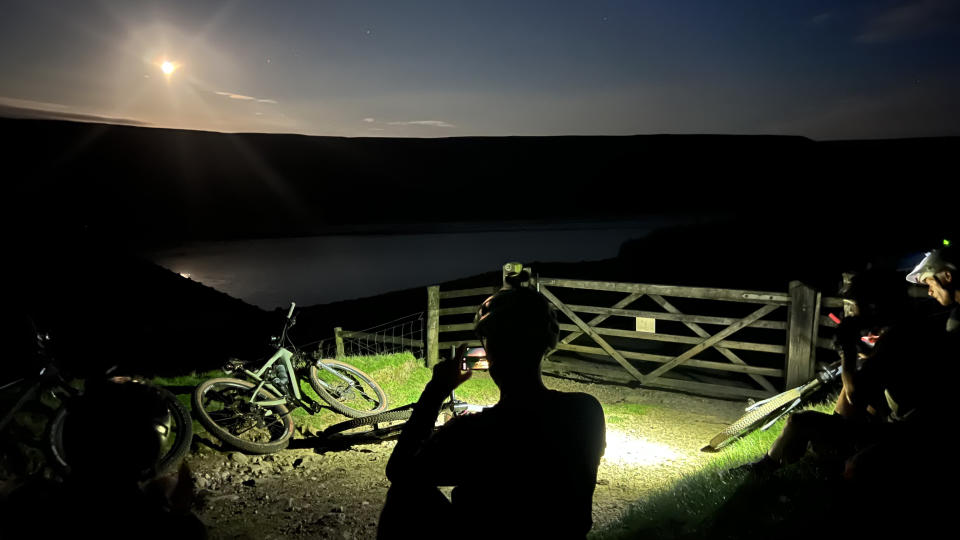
378,275,606,539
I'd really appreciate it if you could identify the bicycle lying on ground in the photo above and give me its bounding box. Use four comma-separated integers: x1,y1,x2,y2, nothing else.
703,362,842,452
320,347,488,444
192,302,389,454
319,390,485,444
1,329,192,480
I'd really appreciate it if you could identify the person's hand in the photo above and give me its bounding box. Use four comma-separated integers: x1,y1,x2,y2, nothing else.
832,317,862,353
425,344,472,396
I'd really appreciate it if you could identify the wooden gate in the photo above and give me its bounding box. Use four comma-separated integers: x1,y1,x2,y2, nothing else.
426,265,839,399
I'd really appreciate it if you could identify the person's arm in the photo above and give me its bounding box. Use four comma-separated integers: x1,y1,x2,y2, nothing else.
385,350,472,485
834,319,861,407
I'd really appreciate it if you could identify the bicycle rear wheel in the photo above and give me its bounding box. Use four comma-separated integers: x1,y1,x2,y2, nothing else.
705,388,802,451
192,378,294,454
309,360,388,418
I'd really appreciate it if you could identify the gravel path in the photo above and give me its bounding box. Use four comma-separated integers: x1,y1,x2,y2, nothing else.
187,375,749,539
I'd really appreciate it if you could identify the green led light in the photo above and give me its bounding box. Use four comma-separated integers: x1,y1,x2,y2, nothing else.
945,239,952,247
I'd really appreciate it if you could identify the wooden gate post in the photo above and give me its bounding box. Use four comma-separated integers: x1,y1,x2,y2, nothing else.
786,281,821,388
334,327,345,359
426,285,440,367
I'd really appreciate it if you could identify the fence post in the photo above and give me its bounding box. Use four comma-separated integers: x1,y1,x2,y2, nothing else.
334,327,345,359
426,285,440,367
785,281,821,388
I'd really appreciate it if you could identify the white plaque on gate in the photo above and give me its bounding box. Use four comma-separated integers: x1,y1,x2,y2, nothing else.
635,317,656,333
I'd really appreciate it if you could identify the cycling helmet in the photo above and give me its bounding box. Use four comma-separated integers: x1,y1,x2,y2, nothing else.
906,243,957,284
474,286,559,354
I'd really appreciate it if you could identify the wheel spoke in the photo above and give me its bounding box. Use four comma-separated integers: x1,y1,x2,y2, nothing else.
195,379,293,450
308,362,388,417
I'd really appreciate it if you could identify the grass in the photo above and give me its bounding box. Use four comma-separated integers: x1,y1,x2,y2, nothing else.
154,357,846,539
591,398,838,540
150,352,500,435
602,403,652,425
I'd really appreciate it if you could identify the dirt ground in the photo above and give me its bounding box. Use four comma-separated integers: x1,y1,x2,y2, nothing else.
186,374,748,539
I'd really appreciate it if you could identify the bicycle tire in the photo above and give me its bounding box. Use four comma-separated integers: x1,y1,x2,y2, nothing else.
321,407,414,437
706,387,803,451
308,360,388,418
192,377,294,454
321,421,407,445
48,386,194,480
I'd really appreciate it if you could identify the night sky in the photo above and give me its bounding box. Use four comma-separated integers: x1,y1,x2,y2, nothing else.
2,0,958,139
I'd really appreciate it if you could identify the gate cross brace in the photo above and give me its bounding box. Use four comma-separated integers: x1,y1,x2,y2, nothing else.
540,286,647,383
644,303,780,382
559,292,644,346
648,295,778,393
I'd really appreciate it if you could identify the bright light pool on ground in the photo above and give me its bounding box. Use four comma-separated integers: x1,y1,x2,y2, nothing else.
602,429,685,466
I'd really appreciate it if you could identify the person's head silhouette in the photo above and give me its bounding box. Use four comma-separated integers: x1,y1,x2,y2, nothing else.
474,280,559,392
61,378,171,483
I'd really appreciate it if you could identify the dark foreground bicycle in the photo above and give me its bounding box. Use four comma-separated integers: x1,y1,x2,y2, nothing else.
703,362,841,452
1,330,192,480
192,302,388,454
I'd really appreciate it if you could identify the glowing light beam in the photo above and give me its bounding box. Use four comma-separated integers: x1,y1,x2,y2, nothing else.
603,430,684,466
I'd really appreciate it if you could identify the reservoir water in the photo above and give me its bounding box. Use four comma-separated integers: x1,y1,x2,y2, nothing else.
146,219,699,309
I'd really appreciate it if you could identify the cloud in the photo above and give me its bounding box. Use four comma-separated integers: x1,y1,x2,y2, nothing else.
363,117,376,123
215,91,278,104
0,96,70,111
387,120,455,128
0,102,150,127
215,91,255,100
856,0,960,43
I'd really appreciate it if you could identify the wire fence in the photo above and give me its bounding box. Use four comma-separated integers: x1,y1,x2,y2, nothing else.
315,312,425,359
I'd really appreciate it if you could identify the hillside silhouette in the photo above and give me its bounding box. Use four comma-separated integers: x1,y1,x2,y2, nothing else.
5,117,957,374
7,117,956,246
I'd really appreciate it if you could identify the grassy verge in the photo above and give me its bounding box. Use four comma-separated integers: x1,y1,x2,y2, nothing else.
155,357,847,539
602,403,652,425
150,352,501,435
591,399,837,540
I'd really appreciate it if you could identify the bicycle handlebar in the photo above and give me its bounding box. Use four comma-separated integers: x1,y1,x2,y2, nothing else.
288,302,296,319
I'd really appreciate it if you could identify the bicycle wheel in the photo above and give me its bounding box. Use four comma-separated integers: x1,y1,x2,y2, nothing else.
705,387,802,451
153,387,193,475
308,360,388,418
48,385,193,480
321,406,414,438
192,378,294,454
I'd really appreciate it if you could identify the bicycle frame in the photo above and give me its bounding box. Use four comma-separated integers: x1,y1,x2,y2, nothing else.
238,350,370,408
0,378,43,433
239,347,302,408
0,366,77,433
223,302,386,422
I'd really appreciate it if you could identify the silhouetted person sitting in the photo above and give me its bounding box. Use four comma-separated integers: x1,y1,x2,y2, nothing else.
743,265,952,482
737,269,913,475
378,278,606,539
5,378,205,539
